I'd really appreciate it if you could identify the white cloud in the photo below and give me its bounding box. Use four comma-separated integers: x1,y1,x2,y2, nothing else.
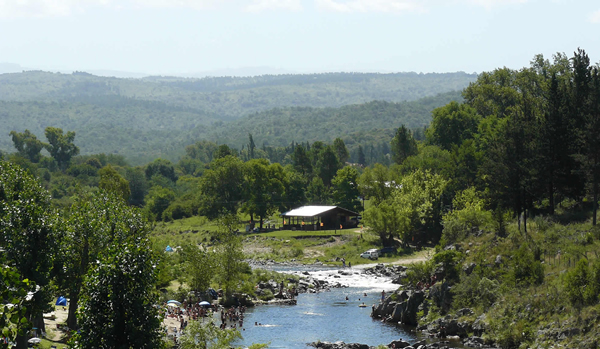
128,0,225,10
0,0,532,18
315,0,423,13
466,0,528,10
590,9,600,23
0,0,237,18
0,0,109,18
246,0,302,12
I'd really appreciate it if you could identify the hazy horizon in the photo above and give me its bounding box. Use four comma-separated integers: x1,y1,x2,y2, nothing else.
1,0,599,77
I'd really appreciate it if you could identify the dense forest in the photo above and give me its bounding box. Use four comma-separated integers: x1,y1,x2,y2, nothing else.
3,49,600,348
0,71,475,164
0,90,462,165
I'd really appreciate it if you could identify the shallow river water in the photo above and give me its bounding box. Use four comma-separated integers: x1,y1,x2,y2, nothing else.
234,265,418,348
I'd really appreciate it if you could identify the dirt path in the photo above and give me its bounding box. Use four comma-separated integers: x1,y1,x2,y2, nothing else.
353,248,433,269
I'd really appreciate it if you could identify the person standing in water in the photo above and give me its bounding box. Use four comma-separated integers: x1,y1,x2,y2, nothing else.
381,290,385,302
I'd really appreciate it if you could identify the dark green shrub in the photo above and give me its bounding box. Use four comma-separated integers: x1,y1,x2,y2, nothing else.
432,250,464,282
510,245,544,286
406,262,434,286
258,289,274,301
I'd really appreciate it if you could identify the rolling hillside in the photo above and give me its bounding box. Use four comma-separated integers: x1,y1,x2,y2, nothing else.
0,70,474,164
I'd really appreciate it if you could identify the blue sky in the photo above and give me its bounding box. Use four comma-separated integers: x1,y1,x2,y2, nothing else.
1,0,599,75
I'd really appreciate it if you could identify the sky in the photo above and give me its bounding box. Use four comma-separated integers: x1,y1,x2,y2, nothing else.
0,0,599,76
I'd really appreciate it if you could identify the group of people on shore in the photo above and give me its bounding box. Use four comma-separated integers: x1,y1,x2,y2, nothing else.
219,305,247,330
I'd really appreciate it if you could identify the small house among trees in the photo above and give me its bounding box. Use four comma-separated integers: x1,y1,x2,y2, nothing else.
280,205,360,231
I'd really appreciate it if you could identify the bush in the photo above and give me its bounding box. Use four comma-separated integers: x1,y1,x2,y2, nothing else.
290,245,304,258
510,245,544,286
477,277,500,308
406,262,434,287
441,187,492,245
564,258,600,307
162,201,194,221
258,289,274,301
431,250,464,282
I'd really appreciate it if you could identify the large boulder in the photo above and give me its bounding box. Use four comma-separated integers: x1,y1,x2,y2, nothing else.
472,314,487,336
372,301,397,319
390,290,425,326
388,340,411,348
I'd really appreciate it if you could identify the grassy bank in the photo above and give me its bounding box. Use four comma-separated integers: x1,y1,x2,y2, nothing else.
408,210,600,348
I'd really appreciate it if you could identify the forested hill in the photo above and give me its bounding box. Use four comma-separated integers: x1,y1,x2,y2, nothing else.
189,91,462,150
0,91,461,165
0,70,476,118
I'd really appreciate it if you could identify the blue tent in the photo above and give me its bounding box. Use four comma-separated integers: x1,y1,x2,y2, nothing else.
165,245,173,252
56,296,67,306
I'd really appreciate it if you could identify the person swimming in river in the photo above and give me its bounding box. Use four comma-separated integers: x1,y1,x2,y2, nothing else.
345,296,349,300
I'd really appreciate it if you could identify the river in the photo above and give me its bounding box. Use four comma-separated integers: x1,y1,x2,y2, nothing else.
234,264,418,348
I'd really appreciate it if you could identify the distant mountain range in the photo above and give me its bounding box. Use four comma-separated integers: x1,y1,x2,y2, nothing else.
0,70,476,164
0,62,295,78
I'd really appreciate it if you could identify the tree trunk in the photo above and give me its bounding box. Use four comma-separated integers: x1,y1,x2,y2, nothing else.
593,180,598,226
259,216,263,229
32,313,45,335
549,180,555,215
67,291,79,329
523,208,527,234
15,309,32,349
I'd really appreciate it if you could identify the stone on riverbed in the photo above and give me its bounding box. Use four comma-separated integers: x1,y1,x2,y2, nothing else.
308,341,370,349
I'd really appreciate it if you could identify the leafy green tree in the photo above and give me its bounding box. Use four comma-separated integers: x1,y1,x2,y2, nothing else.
56,191,130,330
213,215,247,303
98,164,130,202
426,102,481,151
198,156,245,219
125,167,149,207
315,145,341,187
292,145,312,177
539,72,578,214
390,125,418,165
9,129,45,163
333,138,349,164
463,67,520,119
0,161,57,349
358,163,394,205
185,140,220,163
181,243,215,300
451,139,481,193
363,200,405,246
145,158,177,183
364,170,447,246
213,144,236,160
281,167,307,212
75,236,163,348
581,67,600,225
357,145,366,166
248,133,256,159
241,159,286,228
332,166,362,213
399,144,454,179
145,186,176,221
306,176,331,205
441,187,492,245
43,127,80,171
0,258,34,349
